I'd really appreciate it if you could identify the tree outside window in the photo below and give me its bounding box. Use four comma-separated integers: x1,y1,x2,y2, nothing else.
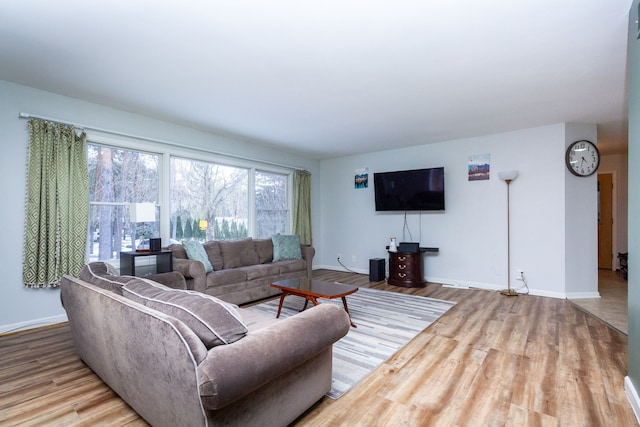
170,157,248,241
87,144,159,261
255,171,289,238
87,146,292,262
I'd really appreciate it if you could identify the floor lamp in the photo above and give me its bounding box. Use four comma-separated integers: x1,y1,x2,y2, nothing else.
498,171,518,296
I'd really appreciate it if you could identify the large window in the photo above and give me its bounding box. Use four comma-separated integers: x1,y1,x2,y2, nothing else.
170,157,249,241
87,144,159,261
255,170,289,238
86,142,293,262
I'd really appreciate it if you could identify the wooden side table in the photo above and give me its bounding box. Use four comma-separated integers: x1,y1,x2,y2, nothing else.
388,251,425,288
387,247,439,288
120,250,173,277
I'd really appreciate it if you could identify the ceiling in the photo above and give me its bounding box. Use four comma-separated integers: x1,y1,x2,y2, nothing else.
0,1,632,159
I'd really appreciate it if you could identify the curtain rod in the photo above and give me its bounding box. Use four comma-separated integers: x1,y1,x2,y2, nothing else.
18,112,307,171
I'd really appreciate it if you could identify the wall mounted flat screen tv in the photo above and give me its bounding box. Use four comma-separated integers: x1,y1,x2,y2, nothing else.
374,167,445,211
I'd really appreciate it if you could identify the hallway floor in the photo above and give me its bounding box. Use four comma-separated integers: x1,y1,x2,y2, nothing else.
569,269,628,334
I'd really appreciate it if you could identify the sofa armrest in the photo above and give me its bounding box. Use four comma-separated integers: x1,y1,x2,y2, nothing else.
300,244,315,278
172,258,206,292
197,304,349,410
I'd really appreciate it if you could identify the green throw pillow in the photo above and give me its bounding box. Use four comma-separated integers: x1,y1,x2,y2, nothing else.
272,234,302,262
183,240,214,273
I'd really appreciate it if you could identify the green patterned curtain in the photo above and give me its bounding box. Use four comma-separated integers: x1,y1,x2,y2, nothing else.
22,119,89,288
292,170,312,245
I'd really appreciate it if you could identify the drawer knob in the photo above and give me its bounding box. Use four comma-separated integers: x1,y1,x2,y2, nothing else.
398,256,406,261
398,273,407,278
399,265,406,270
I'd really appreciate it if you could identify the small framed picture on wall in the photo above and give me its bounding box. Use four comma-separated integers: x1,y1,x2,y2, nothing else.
355,168,368,188
468,154,490,181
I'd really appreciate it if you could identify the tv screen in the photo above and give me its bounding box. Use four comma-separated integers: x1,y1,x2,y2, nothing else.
374,167,445,211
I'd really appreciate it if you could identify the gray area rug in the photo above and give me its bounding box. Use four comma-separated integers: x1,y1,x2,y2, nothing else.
245,286,456,399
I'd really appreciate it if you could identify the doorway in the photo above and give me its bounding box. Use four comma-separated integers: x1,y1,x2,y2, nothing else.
597,173,614,270
572,172,626,334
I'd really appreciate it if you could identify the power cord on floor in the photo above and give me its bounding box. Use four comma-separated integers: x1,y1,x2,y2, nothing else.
337,256,358,274
515,271,530,295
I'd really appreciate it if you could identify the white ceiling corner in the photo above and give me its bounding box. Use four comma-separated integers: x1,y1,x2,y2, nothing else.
0,0,632,159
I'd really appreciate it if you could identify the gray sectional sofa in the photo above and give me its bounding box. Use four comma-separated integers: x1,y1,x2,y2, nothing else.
167,237,314,305
60,262,350,427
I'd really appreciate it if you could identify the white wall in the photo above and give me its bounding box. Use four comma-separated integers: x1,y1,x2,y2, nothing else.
1,78,601,332
318,123,599,298
564,123,599,296
0,80,320,333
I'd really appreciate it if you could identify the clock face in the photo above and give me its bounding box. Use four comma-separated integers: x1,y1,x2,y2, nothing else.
566,140,600,177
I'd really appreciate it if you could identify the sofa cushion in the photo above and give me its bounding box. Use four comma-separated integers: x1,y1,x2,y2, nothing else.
206,268,248,287
122,277,172,300
122,278,248,348
219,238,259,269
83,261,118,277
203,241,224,271
276,259,307,274
254,239,274,264
146,271,188,289
240,264,281,281
79,262,136,295
183,240,214,273
272,234,302,262
167,243,188,259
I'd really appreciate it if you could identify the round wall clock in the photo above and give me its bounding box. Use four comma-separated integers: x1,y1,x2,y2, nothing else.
565,140,600,177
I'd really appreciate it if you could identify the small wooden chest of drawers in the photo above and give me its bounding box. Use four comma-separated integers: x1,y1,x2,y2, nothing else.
387,251,425,288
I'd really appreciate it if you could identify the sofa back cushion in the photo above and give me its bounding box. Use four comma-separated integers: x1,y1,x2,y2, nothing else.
203,241,224,271
123,278,248,348
254,239,274,264
79,262,135,295
219,238,260,269
167,243,188,259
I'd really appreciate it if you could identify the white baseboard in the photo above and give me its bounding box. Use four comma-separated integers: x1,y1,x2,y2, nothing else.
0,314,68,335
314,267,582,299
527,289,570,299
566,291,601,299
625,376,640,424
442,283,469,289
315,265,368,275
429,276,502,291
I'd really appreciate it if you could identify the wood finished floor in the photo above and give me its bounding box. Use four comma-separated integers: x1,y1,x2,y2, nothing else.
570,269,628,335
0,270,636,426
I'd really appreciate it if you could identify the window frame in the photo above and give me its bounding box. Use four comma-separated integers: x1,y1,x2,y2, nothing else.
169,155,251,241
86,134,294,263
254,169,292,238
86,138,162,263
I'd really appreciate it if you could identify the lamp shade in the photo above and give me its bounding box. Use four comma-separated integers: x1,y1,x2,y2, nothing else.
130,203,156,223
498,170,519,181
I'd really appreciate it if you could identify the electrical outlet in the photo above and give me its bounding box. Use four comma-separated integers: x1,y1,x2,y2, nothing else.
351,255,357,262
337,254,342,261
516,270,524,281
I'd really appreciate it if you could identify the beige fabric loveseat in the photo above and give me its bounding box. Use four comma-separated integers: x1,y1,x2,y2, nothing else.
167,237,314,305
60,262,349,427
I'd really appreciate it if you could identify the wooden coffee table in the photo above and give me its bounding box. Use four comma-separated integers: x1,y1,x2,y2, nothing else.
270,278,358,327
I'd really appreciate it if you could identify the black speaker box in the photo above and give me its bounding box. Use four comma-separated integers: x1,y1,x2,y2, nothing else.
150,238,162,252
399,242,419,253
369,258,385,281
